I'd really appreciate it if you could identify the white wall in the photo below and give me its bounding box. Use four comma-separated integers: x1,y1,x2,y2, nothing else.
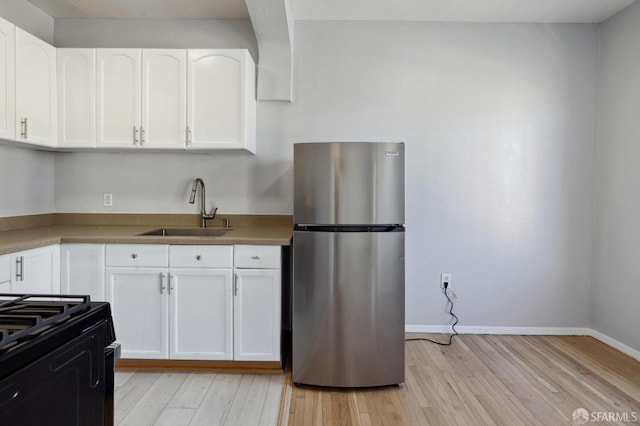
592,2,640,352
55,21,599,328
0,3,55,218
54,150,292,214
0,145,55,216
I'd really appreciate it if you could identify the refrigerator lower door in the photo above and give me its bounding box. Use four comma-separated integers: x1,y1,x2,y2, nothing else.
293,230,405,387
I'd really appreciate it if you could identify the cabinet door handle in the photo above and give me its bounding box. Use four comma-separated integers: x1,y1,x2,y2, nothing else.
186,126,192,147
140,127,146,145
196,255,202,261
234,274,238,296
160,273,167,294
251,256,260,260
15,256,24,282
131,253,138,259
133,126,139,145
20,118,28,139
169,274,174,294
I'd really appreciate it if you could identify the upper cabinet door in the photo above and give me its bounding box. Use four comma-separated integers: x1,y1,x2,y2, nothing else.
187,49,256,152
97,49,142,148
58,49,96,147
142,49,187,149
15,28,57,146
0,18,15,141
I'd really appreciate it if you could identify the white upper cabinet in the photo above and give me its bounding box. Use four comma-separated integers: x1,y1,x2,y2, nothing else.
15,28,57,146
142,49,187,148
96,49,142,148
0,16,257,152
0,17,15,141
97,49,187,149
187,49,256,152
57,49,96,147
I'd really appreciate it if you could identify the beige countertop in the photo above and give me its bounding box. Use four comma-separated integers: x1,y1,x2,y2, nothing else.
0,214,293,255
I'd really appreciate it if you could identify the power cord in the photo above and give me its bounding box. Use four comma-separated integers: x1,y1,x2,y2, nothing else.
406,282,459,346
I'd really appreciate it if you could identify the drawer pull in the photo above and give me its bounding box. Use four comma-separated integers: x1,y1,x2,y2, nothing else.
131,254,138,259
196,255,202,261
251,256,260,260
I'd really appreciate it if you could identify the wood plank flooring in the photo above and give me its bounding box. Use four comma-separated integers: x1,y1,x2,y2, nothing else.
114,336,639,425
115,371,285,425
286,335,640,425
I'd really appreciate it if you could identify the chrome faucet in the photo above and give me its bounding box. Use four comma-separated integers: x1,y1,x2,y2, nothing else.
189,178,217,228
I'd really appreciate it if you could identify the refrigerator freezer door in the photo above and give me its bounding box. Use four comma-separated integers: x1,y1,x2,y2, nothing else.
294,142,405,225
293,229,405,387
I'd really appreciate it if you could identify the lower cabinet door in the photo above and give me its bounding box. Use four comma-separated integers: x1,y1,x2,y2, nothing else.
169,269,233,360
234,269,281,361
106,267,169,359
60,244,105,301
10,245,60,295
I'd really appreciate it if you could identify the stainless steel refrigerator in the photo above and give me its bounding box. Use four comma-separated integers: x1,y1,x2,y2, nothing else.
293,142,405,387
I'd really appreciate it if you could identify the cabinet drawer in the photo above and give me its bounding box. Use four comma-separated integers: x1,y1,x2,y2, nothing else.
169,245,233,268
106,244,168,267
0,254,9,283
234,245,280,269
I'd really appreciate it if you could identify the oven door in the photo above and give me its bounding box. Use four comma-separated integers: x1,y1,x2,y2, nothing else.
0,321,112,426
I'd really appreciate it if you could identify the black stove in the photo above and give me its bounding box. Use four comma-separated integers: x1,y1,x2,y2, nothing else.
0,294,118,426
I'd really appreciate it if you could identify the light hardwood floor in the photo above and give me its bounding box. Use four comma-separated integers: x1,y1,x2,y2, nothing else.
285,335,640,425
115,371,285,425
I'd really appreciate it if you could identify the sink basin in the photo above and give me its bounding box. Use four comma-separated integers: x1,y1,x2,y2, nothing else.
138,228,232,237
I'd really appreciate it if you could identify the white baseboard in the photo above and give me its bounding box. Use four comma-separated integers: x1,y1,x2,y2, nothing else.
405,325,640,361
405,325,591,335
590,330,640,362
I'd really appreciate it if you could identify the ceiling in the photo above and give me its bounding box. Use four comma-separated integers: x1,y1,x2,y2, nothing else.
27,0,637,23
27,0,250,20
292,0,638,23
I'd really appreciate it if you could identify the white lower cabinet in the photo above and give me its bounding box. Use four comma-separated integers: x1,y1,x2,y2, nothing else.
169,269,233,360
106,266,169,359
233,245,281,361
168,245,233,360
9,245,60,294
104,244,281,362
234,268,281,361
0,253,11,293
105,244,235,360
60,244,105,300
105,244,169,359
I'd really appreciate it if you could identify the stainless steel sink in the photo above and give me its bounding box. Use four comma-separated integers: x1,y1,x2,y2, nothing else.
137,228,232,237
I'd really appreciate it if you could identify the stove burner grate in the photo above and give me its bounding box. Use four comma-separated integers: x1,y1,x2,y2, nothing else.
0,294,92,348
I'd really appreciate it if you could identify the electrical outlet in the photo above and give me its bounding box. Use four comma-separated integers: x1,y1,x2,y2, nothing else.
103,193,113,207
440,273,451,289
